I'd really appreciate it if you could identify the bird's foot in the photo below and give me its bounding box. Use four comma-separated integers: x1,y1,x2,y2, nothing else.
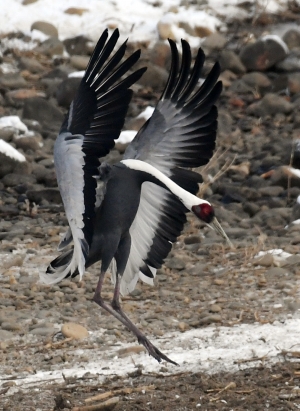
138,335,178,366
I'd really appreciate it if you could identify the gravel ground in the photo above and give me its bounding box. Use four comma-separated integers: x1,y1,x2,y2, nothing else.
1,7,300,410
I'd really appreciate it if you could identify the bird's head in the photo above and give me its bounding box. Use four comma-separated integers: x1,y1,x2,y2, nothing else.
192,203,214,224
192,201,233,248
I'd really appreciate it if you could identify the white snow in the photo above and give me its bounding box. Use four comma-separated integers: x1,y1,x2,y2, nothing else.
136,106,155,120
0,115,29,134
0,0,290,50
255,248,293,264
0,139,26,162
290,219,300,226
68,70,85,78
5,318,300,389
287,166,300,179
262,34,289,53
116,130,137,145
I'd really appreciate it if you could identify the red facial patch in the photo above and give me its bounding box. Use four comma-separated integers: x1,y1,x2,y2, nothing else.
192,203,214,223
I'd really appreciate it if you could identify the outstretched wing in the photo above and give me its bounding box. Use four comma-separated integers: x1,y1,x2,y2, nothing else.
42,29,146,284
118,39,221,295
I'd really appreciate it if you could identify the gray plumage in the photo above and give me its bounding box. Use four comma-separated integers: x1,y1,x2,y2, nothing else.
41,29,226,365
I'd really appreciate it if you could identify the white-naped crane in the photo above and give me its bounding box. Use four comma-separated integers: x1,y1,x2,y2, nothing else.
40,28,230,365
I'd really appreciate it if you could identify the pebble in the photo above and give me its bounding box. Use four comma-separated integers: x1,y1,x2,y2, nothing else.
70,55,90,70
219,50,246,74
29,327,57,336
61,322,89,339
2,253,25,270
35,37,64,56
0,330,14,340
239,36,288,71
31,21,58,38
0,73,27,89
197,314,222,326
0,20,299,390
117,346,145,357
1,322,21,331
209,304,222,313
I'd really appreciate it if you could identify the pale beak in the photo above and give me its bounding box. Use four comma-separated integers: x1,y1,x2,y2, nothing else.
208,216,233,248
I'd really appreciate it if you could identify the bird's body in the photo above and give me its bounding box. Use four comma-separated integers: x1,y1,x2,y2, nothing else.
41,28,230,364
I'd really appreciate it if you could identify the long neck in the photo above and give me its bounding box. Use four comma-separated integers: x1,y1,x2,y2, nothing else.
121,159,209,210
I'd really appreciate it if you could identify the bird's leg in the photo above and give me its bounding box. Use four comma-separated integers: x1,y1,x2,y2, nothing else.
110,273,178,366
93,271,134,332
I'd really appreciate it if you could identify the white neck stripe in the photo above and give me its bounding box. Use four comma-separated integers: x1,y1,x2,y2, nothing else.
121,159,210,210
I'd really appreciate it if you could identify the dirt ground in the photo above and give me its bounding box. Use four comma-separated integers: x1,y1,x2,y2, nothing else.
1,6,300,411
1,362,300,410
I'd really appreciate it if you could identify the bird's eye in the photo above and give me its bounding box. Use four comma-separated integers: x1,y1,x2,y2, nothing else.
192,203,214,223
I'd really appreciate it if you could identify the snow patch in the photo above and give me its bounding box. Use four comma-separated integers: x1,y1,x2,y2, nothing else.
116,130,137,145
0,139,26,162
4,318,300,390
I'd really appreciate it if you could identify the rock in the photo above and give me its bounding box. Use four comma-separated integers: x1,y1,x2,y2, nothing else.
178,321,189,332
22,0,38,4
63,35,92,56
0,73,27,89
218,109,233,138
13,160,32,175
247,93,293,116
157,15,176,41
243,202,260,217
276,54,300,72
136,63,168,91
35,38,64,57
283,29,300,50
56,77,81,108
22,97,64,130
32,163,51,183
209,304,222,313
223,227,247,238
70,55,89,70
165,257,186,270
19,57,45,74
26,188,61,204
241,72,271,94
2,173,36,187
31,21,58,38
117,346,145,357
0,330,14,340
2,253,25,269
288,73,300,94
202,32,227,51
184,235,201,245
149,41,171,68
14,135,41,152
0,152,23,178
194,25,213,38
64,7,89,16
219,50,246,74
0,128,14,142
6,89,46,104
1,322,21,331
240,36,288,71
29,327,56,336
61,322,89,339
258,186,284,197
41,79,63,98
253,253,274,266
198,314,222,325
265,267,289,277
219,70,237,88
42,67,69,81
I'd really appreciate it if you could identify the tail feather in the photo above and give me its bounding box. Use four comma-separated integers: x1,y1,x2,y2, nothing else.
40,247,80,285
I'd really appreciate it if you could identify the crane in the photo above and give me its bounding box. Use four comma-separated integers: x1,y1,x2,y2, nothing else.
40,28,230,365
